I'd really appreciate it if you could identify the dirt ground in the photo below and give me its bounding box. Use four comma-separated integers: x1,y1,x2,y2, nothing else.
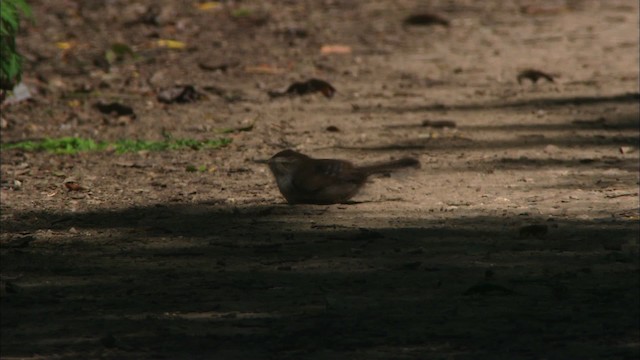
1,0,639,359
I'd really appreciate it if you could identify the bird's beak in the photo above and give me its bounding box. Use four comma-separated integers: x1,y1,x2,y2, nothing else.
253,158,270,164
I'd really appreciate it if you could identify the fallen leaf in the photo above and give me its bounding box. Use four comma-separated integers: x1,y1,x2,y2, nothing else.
157,85,201,104
64,181,85,192
199,61,239,72
195,2,221,11
94,102,136,118
244,64,283,74
116,115,135,126
404,13,450,27
67,99,81,108
517,69,555,84
269,78,336,98
202,85,245,102
421,120,456,128
156,39,187,49
320,44,352,55
55,41,76,50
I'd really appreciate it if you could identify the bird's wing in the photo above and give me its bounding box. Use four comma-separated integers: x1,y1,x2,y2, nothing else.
291,160,363,193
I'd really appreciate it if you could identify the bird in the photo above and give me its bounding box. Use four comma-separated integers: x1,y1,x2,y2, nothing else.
267,149,420,204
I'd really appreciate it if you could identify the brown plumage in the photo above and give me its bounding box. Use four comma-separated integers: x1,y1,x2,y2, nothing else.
268,149,420,204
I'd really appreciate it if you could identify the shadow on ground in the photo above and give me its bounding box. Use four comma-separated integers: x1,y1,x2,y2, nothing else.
2,204,639,359
355,93,640,113
339,107,640,159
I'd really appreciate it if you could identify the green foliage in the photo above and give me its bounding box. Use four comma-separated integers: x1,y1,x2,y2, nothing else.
185,164,208,173
0,0,32,91
104,43,138,64
0,137,100,154
1,137,232,155
230,8,252,18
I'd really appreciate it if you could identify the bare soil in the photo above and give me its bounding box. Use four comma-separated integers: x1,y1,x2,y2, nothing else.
1,1,639,359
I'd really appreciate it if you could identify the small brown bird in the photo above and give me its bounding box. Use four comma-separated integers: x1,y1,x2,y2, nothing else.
267,149,420,204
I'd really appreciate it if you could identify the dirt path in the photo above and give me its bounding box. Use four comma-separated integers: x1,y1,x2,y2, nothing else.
1,1,639,359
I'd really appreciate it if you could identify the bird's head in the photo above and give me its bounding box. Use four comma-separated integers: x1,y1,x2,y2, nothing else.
267,149,309,177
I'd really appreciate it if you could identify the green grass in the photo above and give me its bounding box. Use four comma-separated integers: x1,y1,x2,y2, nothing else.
185,164,208,173
230,8,253,18
0,137,232,155
1,0,32,91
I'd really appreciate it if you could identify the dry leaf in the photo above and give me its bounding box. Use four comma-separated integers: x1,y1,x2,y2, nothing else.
320,45,352,55
195,2,221,11
157,85,201,104
421,120,456,128
517,69,555,84
404,13,450,27
269,78,336,98
64,181,85,192
619,146,636,154
156,39,187,49
68,100,81,108
244,64,283,74
94,102,136,118
199,61,239,72
55,41,76,50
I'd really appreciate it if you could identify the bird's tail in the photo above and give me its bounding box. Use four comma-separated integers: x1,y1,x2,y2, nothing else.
360,157,420,175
